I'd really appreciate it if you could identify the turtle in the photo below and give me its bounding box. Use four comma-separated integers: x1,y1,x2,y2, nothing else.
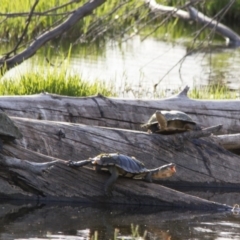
141,110,201,134
68,153,176,196
0,112,23,149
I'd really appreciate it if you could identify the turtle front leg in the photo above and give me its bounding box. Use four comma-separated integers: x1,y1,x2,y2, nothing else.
104,166,119,197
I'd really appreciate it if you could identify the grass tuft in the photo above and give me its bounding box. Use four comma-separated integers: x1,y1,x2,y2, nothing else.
0,69,115,97
189,84,237,99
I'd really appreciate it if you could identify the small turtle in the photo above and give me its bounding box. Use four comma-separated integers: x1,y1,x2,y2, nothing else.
68,153,176,196
141,110,200,134
0,112,22,149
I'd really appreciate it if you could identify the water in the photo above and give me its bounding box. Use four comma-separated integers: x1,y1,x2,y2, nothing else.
4,37,240,98
1,201,240,240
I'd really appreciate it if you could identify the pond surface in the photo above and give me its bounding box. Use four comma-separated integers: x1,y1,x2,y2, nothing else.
5,37,240,98
1,200,240,240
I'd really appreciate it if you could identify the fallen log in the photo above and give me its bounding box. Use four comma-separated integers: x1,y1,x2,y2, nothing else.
0,86,239,134
211,133,240,150
0,115,240,210
2,116,240,190
0,153,234,210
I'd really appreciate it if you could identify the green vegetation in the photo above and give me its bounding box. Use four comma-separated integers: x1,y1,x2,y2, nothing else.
1,0,240,44
0,67,114,96
1,68,237,99
189,84,238,100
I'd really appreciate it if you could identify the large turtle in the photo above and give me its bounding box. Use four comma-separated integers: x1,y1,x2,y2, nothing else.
68,153,176,196
0,112,22,149
141,110,201,134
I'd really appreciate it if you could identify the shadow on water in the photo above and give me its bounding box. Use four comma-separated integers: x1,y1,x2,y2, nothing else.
1,199,240,240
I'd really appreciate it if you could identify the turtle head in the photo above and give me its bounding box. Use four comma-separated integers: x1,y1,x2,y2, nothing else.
152,163,176,179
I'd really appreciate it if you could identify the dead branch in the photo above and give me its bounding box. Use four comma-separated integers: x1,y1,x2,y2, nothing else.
0,0,106,74
145,0,240,47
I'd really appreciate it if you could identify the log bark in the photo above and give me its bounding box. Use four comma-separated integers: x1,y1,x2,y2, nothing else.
0,86,240,134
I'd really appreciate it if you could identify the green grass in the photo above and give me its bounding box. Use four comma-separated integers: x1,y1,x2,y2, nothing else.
0,69,237,99
0,68,115,97
1,0,240,44
189,84,238,99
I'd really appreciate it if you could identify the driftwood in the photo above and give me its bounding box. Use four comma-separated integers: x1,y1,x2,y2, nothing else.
0,86,240,135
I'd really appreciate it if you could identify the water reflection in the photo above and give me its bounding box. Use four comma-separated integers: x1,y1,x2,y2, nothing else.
3,37,240,98
1,200,240,240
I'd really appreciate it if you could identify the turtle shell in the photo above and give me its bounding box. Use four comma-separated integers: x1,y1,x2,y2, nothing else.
143,110,195,127
0,112,23,140
92,153,148,174
157,110,195,123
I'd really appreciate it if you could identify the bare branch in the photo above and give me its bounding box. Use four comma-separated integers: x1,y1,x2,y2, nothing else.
0,0,106,74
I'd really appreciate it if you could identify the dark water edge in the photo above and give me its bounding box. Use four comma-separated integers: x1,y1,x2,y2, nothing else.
1,197,240,240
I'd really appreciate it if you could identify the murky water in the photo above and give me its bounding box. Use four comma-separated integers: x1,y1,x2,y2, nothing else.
1,201,240,240
4,37,240,98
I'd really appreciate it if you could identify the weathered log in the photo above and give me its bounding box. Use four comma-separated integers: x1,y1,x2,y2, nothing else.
2,116,240,190
0,153,234,210
211,133,240,150
0,99,239,209
0,86,240,134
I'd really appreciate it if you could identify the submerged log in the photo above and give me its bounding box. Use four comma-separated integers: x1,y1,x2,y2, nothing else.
0,86,239,134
